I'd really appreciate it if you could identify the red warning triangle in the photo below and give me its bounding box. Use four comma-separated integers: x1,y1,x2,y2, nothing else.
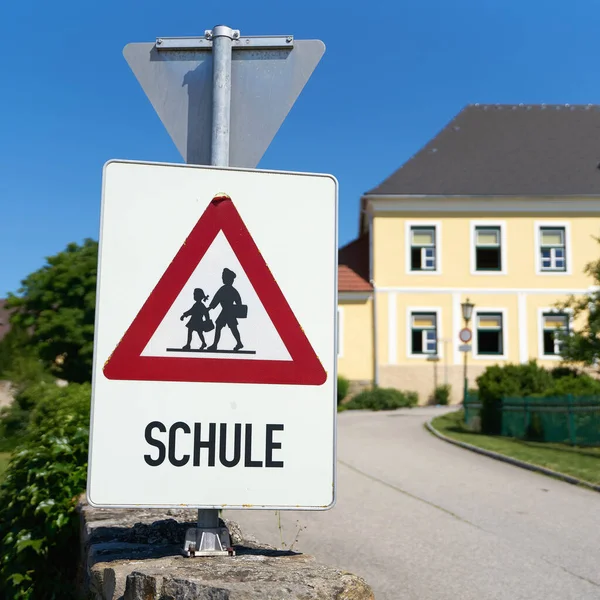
103,195,327,386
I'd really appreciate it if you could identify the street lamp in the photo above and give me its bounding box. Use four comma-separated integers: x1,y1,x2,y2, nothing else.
461,298,475,404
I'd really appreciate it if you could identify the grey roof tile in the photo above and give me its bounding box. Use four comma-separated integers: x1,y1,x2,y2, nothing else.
367,104,600,196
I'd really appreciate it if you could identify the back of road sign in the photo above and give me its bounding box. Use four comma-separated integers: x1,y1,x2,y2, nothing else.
87,160,337,510
123,40,325,168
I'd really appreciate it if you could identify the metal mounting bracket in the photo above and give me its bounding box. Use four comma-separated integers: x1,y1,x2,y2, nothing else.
155,34,294,51
182,525,235,558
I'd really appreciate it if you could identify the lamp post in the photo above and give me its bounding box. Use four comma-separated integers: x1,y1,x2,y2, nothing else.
461,298,474,404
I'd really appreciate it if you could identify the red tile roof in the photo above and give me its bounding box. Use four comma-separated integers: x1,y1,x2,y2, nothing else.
338,236,372,293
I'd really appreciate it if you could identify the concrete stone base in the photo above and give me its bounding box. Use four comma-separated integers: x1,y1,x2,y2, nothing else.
379,364,487,405
79,500,374,600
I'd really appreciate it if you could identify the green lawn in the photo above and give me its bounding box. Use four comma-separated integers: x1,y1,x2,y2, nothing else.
0,452,10,482
431,410,600,486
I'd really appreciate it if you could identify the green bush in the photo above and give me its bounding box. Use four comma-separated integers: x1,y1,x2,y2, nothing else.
533,373,600,397
0,382,91,599
337,375,350,405
0,328,55,453
476,361,600,434
343,387,418,411
0,378,56,452
432,384,451,405
477,361,553,434
0,404,30,452
549,366,581,380
0,326,52,386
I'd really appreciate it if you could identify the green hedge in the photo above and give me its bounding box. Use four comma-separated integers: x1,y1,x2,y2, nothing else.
0,382,91,599
342,387,418,411
476,361,600,434
0,381,53,452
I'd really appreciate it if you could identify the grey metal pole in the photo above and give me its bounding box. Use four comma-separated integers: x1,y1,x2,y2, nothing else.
463,345,468,404
197,23,236,532
210,25,235,167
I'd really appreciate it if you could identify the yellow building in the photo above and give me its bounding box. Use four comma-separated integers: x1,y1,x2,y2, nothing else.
338,104,600,404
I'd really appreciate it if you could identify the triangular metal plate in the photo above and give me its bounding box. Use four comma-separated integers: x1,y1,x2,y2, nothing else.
123,40,325,168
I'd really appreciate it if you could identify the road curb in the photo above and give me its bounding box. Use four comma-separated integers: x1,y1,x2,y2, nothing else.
425,418,600,493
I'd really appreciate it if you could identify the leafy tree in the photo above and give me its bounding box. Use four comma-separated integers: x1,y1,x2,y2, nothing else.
556,250,600,367
6,240,98,383
556,252,600,366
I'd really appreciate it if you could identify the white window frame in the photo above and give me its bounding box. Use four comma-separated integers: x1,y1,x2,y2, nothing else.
534,221,572,275
406,307,443,359
537,307,573,360
472,308,508,360
405,221,442,275
470,220,507,275
337,306,344,358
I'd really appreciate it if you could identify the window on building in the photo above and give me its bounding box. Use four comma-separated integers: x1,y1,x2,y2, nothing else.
411,312,437,355
542,313,569,356
476,313,503,355
475,227,502,271
410,227,436,271
540,227,566,271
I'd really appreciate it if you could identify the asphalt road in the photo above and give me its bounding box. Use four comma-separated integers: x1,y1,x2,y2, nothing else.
226,407,600,600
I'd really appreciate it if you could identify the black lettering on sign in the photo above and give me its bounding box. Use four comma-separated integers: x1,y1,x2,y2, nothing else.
219,423,242,467
144,421,166,466
194,422,216,467
169,422,191,467
244,424,263,467
144,421,285,468
266,424,284,468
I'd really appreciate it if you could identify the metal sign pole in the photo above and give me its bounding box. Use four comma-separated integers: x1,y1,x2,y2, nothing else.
122,23,327,557
210,25,236,167
188,24,236,556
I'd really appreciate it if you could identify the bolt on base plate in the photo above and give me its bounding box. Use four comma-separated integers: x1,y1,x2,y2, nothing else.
182,526,235,557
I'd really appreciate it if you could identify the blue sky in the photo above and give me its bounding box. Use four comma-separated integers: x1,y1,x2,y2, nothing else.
2,0,600,297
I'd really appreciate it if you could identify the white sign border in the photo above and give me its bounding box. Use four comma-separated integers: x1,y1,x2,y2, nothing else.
87,159,339,511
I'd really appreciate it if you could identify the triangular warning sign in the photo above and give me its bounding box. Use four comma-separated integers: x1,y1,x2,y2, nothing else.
103,195,327,386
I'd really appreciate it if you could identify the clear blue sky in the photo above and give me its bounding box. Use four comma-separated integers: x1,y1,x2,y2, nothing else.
2,0,600,297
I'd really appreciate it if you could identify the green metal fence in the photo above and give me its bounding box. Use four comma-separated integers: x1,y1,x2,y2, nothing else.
501,396,600,446
463,392,482,430
464,393,600,446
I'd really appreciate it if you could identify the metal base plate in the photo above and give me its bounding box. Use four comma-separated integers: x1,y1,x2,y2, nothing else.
182,526,235,558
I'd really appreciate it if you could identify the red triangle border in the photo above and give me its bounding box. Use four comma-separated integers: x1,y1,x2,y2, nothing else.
103,196,327,386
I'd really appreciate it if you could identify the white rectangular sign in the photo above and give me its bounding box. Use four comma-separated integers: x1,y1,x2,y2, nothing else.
88,160,337,509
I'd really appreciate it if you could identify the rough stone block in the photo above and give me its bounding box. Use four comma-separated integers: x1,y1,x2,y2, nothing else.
79,499,374,600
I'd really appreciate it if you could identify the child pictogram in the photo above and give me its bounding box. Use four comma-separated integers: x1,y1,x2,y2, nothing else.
208,268,245,352
180,288,213,350
173,268,251,354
